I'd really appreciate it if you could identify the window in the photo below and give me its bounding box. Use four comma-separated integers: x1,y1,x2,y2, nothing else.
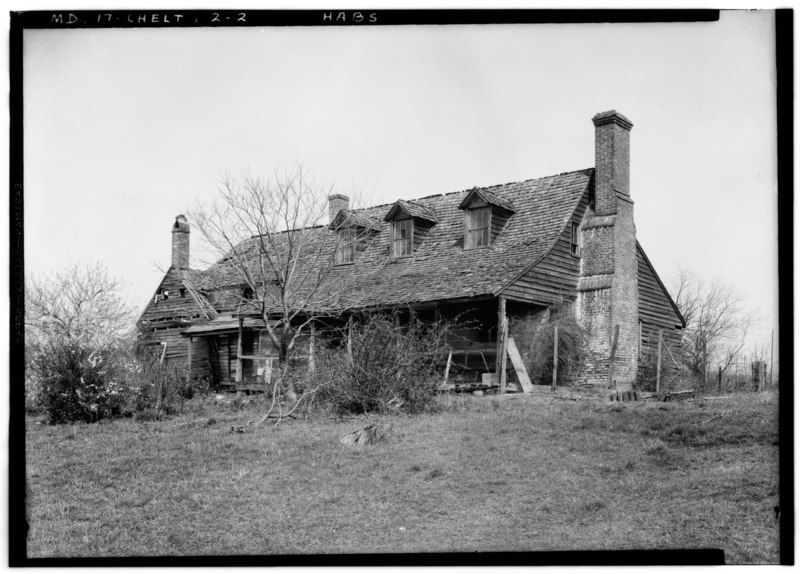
570,222,581,256
179,288,186,298
467,207,491,248
393,218,413,257
335,228,355,264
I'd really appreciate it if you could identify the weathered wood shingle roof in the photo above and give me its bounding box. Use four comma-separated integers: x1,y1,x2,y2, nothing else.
198,168,593,314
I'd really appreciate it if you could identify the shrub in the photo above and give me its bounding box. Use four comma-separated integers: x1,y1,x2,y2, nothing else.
127,347,193,416
511,302,587,386
33,338,128,424
311,312,452,415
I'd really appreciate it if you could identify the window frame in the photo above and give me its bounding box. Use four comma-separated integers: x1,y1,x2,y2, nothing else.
393,218,414,258
465,206,491,249
335,228,356,265
570,222,581,257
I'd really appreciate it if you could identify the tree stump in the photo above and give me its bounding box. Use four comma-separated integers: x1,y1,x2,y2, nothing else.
339,423,392,446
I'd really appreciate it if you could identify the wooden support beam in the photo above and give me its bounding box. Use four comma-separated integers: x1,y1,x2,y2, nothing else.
347,315,353,364
235,317,243,383
656,330,663,392
308,321,316,374
496,296,507,392
479,351,490,373
663,339,681,369
607,324,619,389
187,336,193,379
499,321,509,392
552,324,559,391
506,337,532,393
443,350,452,385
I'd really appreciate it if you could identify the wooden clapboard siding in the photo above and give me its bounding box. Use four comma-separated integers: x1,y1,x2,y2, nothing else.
147,325,188,363
217,334,232,385
501,194,588,304
139,268,203,323
637,242,684,330
636,242,684,373
189,337,209,380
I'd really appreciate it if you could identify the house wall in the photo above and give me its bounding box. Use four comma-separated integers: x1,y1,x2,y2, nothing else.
139,268,210,377
502,193,589,305
140,270,202,323
636,243,684,380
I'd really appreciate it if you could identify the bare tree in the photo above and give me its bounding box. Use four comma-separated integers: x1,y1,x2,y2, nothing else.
26,262,134,347
672,268,750,389
190,166,379,403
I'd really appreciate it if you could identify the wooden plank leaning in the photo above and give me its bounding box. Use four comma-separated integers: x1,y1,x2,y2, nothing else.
505,337,533,393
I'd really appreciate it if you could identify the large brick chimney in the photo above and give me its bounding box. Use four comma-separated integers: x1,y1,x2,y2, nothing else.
328,194,349,223
576,110,639,389
172,214,190,269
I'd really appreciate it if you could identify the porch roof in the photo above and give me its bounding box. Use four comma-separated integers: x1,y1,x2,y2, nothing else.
183,317,266,335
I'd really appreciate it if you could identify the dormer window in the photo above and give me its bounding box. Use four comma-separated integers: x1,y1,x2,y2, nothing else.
393,219,413,257
459,187,516,250
330,210,381,265
335,228,356,265
383,200,437,258
467,207,491,249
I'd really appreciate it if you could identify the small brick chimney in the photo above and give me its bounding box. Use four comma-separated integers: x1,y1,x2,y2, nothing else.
172,214,190,269
328,194,349,223
577,110,638,389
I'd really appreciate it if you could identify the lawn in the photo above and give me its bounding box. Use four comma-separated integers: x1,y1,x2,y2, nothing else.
24,390,780,562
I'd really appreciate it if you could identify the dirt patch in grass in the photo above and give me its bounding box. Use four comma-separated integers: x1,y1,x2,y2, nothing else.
25,392,780,562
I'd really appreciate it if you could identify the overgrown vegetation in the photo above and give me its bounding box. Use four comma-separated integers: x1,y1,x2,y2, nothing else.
512,303,587,386
25,263,200,424
310,312,452,415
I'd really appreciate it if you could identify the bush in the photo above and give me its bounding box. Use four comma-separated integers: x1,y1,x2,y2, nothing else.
512,302,587,386
127,347,194,416
311,312,451,415
33,338,129,424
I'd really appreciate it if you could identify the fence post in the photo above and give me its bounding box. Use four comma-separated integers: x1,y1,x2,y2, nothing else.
656,330,663,393
552,324,559,391
769,329,774,390
718,365,722,393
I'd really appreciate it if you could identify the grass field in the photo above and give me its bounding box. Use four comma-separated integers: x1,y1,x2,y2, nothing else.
25,390,780,562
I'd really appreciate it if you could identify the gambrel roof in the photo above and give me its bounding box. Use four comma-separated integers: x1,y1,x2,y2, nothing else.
192,168,594,315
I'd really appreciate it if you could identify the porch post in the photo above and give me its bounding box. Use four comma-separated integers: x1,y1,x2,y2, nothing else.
187,336,193,380
496,296,507,392
235,317,243,383
308,320,316,373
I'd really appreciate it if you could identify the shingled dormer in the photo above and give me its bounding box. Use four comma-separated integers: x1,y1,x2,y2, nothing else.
330,209,382,265
383,200,438,258
458,188,515,249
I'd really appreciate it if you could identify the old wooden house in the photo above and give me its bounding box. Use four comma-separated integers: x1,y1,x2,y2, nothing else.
138,110,684,392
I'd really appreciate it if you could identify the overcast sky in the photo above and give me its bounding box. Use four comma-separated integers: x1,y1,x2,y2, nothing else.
22,10,778,352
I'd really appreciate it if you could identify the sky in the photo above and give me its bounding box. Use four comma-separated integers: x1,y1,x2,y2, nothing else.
21,9,779,354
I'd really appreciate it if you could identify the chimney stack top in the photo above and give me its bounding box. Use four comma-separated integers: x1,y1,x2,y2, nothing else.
591,110,633,131
173,214,189,233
